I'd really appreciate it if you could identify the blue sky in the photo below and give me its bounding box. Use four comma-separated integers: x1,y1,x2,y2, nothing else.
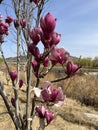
0,0,98,58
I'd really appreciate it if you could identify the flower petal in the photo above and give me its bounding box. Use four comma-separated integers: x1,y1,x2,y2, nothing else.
33,87,41,97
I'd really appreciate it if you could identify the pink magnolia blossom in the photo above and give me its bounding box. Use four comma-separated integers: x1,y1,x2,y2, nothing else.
49,47,69,65
31,60,38,74
19,80,23,88
66,61,78,76
9,71,18,81
41,81,65,103
14,19,20,28
45,110,54,125
43,57,50,67
35,106,46,118
41,32,61,48
0,21,9,35
29,27,42,45
35,106,54,125
28,43,41,61
5,16,13,25
49,32,61,46
40,13,56,34
20,18,26,28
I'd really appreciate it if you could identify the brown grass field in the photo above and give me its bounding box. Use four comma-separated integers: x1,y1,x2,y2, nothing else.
0,63,98,130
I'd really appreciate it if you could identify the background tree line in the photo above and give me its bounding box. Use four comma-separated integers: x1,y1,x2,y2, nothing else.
0,56,98,68
75,56,98,68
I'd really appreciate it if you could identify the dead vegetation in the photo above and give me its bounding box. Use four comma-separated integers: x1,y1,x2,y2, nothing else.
0,62,98,130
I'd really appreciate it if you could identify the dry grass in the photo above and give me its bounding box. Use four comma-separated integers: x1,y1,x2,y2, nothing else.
0,63,98,129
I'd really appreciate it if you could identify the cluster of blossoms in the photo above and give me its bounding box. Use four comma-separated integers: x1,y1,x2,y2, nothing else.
0,10,78,126
9,71,23,87
9,12,79,125
34,81,65,105
27,12,79,124
14,18,26,29
0,15,9,43
33,81,65,124
0,14,26,43
28,12,78,77
35,106,54,125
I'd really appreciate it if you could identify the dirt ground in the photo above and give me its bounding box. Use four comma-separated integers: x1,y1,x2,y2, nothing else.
0,70,98,130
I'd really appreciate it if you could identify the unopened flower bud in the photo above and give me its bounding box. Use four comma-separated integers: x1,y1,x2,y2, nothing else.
31,60,38,73
9,71,18,81
43,57,50,67
20,18,26,28
11,97,16,107
28,43,41,62
5,16,13,25
40,13,56,34
19,80,23,88
14,19,19,28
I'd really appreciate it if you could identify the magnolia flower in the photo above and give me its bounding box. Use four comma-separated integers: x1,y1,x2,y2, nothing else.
41,81,65,103
41,32,61,48
0,21,9,35
19,80,23,88
0,19,9,43
45,110,54,125
9,71,18,81
33,82,65,106
28,43,41,61
40,13,56,34
14,19,20,28
5,16,13,25
35,106,46,118
29,27,42,45
43,57,50,67
31,60,38,75
20,18,26,28
35,106,54,125
49,32,61,46
49,47,69,65
33,87,41,97
66,61,78,76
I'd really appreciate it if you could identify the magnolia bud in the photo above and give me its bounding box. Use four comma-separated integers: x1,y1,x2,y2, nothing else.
40,13,56,34
5,16,13,25
19,80,23,88
43,57,50,67
14,19,19,28
9,71,18,81
11,97,16,107
20,19,26,28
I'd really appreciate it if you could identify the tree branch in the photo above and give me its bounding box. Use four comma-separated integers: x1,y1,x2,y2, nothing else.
0,81,21,130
